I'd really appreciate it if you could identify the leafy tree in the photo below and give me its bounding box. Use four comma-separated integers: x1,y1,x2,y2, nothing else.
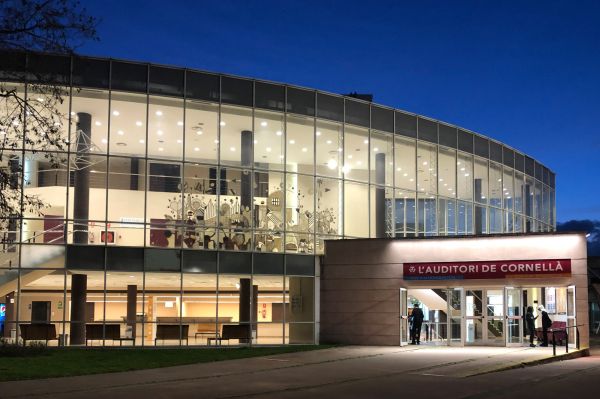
0,0,98,238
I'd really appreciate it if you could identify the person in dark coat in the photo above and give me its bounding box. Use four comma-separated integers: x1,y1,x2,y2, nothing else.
525,306,538,347
538,305,552,347
410,303,424,345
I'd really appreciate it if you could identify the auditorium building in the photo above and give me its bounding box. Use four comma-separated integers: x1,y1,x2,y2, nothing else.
0,51,588,348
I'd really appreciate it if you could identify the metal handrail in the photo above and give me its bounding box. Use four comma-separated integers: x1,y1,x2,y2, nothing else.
549,324,585,356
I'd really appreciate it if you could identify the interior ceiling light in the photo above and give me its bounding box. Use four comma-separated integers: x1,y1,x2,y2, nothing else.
157,130,163,136
327,159,338,170
363,139,368,144
254,140,258,144
139,139,145,144
276,130,282,136
177,121,183,126
289,140,295,144
403,173,408,177
117,130,124,136
266,147,272,152
196,130,203,135
112,110,119,116
342,164,351,174
316,131,321,136
194,147,199,151
260,121,268,127
95,121,102,126
158,147,164,151
302,147,308,152
348,155,353,159
214,139,219,144
101,138,107,144
220,121,226,126
230,147,236,152
176,139,182,144
136,121,142,126
373,147,379,152
155,110,163,116
326,140,332,144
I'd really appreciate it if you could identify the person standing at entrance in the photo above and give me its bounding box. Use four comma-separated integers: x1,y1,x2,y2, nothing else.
538,305,552,347
410,303,424,345
525,306,538,347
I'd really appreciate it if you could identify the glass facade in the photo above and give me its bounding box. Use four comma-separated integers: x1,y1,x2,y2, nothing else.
0,51,555,346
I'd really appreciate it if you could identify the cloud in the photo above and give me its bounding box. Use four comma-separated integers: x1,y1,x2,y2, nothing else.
556,219,600,256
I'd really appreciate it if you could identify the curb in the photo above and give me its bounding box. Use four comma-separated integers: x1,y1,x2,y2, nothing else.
468,348,591,377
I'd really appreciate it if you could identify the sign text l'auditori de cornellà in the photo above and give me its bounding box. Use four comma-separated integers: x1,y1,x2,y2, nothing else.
403,259,571,280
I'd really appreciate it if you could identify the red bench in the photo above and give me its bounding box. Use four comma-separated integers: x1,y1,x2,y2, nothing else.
536,321,567,345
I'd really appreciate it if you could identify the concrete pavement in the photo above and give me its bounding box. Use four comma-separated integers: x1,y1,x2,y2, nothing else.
0,345,597,398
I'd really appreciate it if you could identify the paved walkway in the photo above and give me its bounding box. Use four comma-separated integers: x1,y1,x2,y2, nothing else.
0,345,597,398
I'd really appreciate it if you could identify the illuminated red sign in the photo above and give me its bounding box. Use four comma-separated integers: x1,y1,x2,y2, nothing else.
403,259,571,280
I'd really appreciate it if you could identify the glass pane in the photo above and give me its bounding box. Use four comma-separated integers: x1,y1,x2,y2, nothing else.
474,157,488,204
286,115,314,174
254,110,284,171
108,92,147,157
438,147,456,198
344,182,368,237
466,318,483,345
220,106,252,167
343,125,368,182
394,137,416,190
487,289,504,317
417,142,437,195
466,290,483,317
370,131,393,186
487,319,504,345
184,101,218,163
315,120,342,178
316,178,342,236
71,88,109,155
489,162,502,208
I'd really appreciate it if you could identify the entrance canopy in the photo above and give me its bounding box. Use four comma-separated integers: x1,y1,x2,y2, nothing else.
319,232,588,348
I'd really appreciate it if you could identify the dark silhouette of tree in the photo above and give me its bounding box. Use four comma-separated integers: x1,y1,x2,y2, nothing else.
0,0,98,228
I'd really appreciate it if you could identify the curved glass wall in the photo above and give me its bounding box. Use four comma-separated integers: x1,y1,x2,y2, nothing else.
0,51,555,346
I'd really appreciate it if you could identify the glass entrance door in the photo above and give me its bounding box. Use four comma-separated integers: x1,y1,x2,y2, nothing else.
400,288,409,346
486,289,505,346
447,288,463,346
465,289,484,345
505,287,522,346
465,288,505,346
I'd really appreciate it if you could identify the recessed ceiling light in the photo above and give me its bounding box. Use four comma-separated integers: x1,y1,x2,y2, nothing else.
177,121,183,126
373,147,379,152
302,147,308,152
337,148,342,152
155,110,163,116
276,130,282,136
316,131,321,136
158,147,164,151
157,130,163,136
465,173,470,177
397,167,401,171
214,139,219,144
279,155,284,159
70,111,75,116
266,147,272,152
95,121,102,126
117,130,124,136
230,147,236,152
112,110,119,116
101,138,107,144
423,161,428,165
220,121,226,126
176,139,182,144
409,178,414,182
460,167,465,171
136,121,142,126
357,161,362,166
194,147,199,151
326,140,332,144
139,139,145,144
254,140,258,144
327,159,338,169
196,130,203,135
363,139,368,144
403,173,408,177
348,155,353,159
289,140,295,144
260,121,268,127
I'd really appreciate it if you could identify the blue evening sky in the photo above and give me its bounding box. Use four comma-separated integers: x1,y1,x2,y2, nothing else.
80,0,600,222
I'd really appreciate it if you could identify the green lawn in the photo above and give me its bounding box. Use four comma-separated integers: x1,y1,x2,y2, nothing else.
0,345,332,381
